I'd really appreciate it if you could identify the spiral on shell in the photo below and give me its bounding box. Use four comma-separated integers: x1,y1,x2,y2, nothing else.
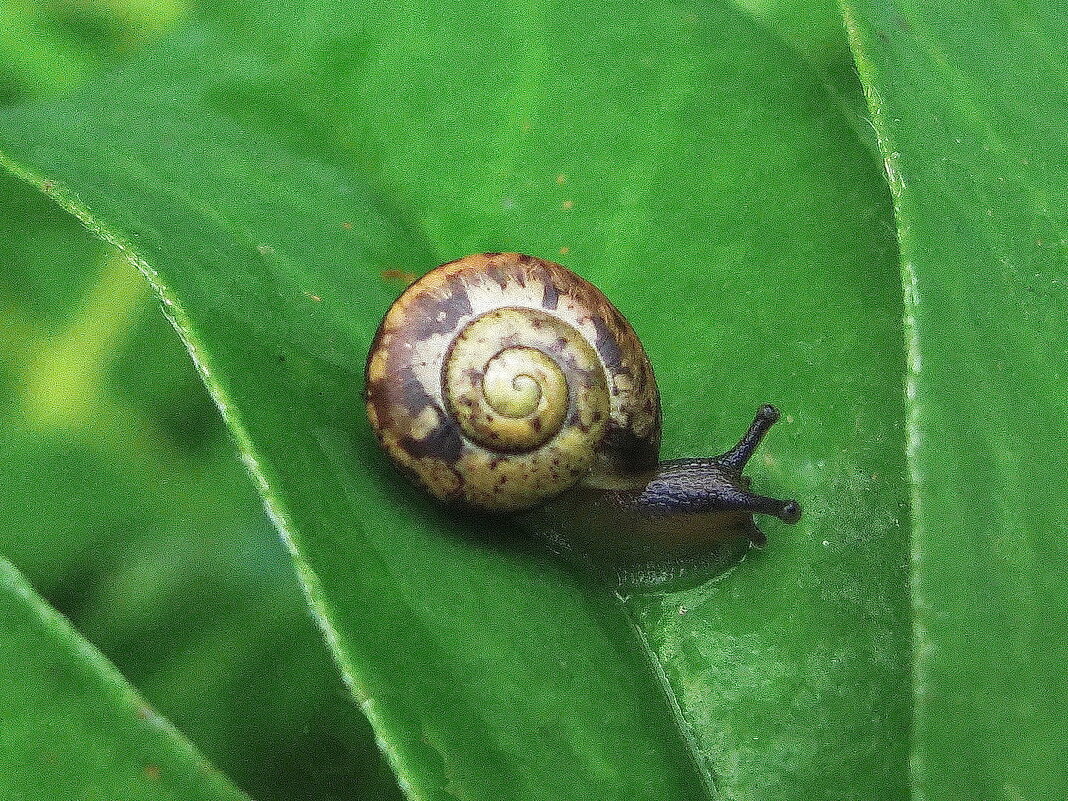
365,253,660,511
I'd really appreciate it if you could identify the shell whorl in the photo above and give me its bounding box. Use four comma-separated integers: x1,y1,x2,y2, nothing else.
365,253,661,511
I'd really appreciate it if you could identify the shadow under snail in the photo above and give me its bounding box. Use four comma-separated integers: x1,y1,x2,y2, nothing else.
365,253,800,578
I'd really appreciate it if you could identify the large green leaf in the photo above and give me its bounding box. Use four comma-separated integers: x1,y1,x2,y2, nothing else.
0,168,401,801
0,555,247,801
0,0,908,798
841,2,1068,798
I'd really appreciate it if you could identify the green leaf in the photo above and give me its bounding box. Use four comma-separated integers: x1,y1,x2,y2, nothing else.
0,555,248,801
0,36,709,801
0,0,909,798
841,2,1068,798
0,166,402,801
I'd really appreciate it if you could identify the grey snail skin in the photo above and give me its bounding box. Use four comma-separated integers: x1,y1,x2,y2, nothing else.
365,252,800,581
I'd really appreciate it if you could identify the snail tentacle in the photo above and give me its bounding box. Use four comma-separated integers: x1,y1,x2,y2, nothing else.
600,406,801,541
718,403,781,470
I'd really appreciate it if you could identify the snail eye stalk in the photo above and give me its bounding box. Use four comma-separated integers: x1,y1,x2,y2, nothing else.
718,404,782,471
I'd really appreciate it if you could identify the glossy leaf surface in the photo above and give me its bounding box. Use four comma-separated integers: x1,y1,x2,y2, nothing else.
842,2,1068,798
0,0,911,798
0,167,404,801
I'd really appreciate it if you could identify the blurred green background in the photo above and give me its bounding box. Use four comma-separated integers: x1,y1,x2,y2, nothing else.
0,1,399,798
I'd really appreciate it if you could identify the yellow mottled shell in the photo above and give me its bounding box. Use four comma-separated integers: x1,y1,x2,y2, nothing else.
365,253,661,512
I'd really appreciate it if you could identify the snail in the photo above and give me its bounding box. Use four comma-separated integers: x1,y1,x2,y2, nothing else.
365,253,800,575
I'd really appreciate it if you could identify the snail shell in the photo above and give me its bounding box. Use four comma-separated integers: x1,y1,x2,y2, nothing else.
365,252,660,511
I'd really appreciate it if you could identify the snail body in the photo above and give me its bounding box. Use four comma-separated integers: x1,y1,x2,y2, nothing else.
366,253,799,572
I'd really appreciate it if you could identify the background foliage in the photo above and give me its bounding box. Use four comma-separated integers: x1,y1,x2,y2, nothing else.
0,1,1063,800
